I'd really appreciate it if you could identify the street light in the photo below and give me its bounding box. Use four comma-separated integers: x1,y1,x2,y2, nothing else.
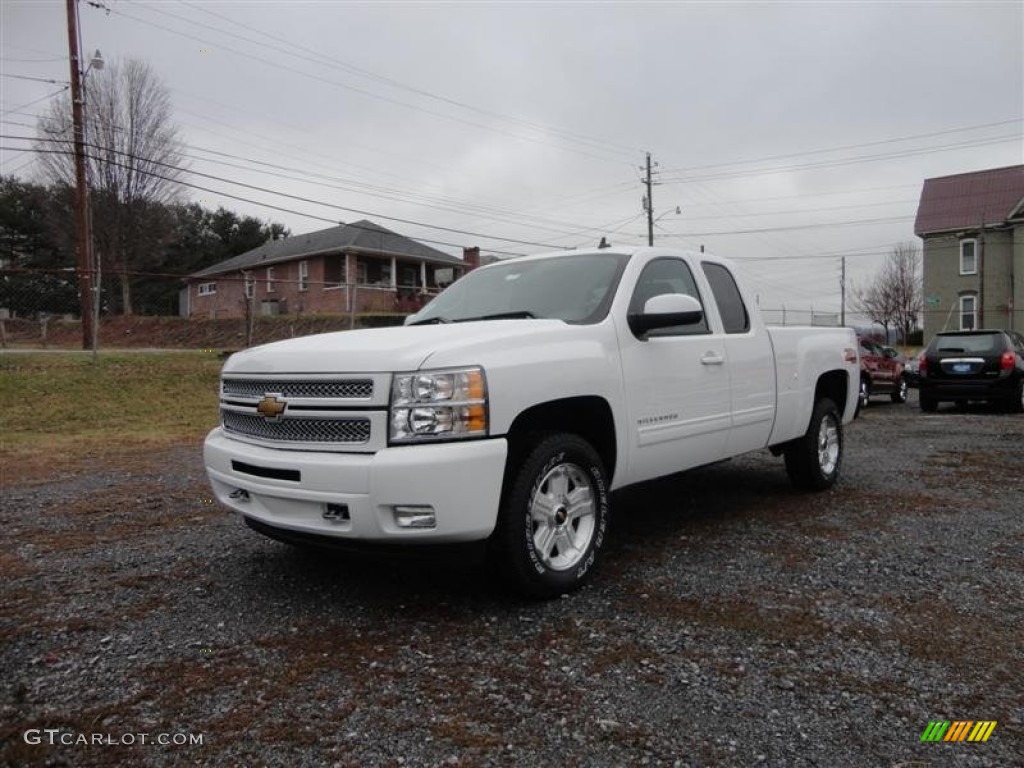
654,206,681,225
648,206,681,245
87,50,104,74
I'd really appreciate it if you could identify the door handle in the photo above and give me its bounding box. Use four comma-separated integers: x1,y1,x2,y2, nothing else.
701,352,725,365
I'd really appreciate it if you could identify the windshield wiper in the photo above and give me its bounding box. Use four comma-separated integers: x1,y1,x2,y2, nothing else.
455,311,537,322
407,316,450,326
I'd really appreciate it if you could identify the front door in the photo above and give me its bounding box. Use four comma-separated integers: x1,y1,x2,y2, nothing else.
618,256,731,485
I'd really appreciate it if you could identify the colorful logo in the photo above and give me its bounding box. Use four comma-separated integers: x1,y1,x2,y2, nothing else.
921,721,997,742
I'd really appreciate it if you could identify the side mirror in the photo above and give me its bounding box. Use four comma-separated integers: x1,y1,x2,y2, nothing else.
628,293,704,337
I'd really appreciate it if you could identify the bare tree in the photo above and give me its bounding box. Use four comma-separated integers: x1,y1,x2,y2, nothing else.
852,273,894,341
36,58,186,314
853,242,922,344
886,241,923,347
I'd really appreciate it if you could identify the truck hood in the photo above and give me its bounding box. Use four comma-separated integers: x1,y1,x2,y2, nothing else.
222,319,570,374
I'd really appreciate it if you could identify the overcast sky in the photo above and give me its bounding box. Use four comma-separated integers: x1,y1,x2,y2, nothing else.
2,0,1021,320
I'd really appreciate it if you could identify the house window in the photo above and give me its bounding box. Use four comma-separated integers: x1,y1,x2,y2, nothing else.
266,267,275,293
298,260,309,292
960,239,977,275
355,259,391,286
399,265,418,289
959,294,977,330
244,273,254,299
197,282,216,296
324,256,344,288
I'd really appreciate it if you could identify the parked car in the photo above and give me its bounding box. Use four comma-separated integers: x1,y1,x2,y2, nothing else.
205,246,860,597
918,330,1024,413
857,337,907,409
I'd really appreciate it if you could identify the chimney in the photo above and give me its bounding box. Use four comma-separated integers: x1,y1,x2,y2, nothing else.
463,246,480,272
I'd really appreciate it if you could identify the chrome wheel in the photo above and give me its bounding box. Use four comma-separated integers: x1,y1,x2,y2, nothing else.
816,413,840,476
858,379,870,409
892,377,908,403
529,462,596,572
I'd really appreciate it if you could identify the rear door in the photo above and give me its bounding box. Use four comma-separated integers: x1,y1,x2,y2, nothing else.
700,260,774,456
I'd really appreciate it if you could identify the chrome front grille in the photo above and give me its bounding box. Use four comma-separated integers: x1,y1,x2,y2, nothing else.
222,379,373,399
222,411,371,444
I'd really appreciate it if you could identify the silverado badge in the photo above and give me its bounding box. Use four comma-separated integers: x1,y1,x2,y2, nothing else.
256,394,287,420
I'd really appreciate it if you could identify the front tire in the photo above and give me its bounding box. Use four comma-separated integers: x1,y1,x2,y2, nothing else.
489,433,609,599
784,398,843,491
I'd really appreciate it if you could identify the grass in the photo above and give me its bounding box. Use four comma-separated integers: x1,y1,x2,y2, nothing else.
0,351,222,473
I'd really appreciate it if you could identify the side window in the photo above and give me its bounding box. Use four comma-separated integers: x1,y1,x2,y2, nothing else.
629,258,709,337
701,262,750,334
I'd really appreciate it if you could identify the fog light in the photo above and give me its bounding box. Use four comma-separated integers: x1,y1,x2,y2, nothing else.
393,505,436,529
228,488,250,502
323,503,350,522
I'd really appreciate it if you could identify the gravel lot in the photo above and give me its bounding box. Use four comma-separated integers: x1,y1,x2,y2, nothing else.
2,392,1022,767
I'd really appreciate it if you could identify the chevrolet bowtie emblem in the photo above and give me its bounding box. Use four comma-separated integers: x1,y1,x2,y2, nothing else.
256,394,287,419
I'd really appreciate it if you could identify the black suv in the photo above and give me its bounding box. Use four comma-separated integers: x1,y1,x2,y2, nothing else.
918,330,1024,413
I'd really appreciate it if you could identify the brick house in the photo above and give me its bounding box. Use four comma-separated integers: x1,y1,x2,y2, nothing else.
183,219,479,318
914,165,1024,340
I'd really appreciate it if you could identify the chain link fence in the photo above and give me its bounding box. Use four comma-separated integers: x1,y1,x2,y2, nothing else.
0,268,434,350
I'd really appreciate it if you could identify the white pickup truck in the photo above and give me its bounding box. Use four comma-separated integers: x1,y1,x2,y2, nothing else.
205,247,859,597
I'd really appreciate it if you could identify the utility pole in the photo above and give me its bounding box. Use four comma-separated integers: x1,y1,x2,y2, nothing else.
840,256,846,326
643,152,655,246
66,0,95,350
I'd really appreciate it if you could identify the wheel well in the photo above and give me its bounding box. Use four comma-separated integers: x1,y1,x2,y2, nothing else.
817,370,850,413
504,396,617,483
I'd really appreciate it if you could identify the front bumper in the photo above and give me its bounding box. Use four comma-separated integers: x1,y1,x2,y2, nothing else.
204,428,508,543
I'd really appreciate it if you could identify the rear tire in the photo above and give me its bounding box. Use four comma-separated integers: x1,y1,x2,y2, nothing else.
489,433,610,599
920,393,938,412
891,377,908,404
784,398,843,491
857,378,870,412
1010,379,1024,414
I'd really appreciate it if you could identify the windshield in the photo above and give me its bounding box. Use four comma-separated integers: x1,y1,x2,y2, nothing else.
409,252,630,325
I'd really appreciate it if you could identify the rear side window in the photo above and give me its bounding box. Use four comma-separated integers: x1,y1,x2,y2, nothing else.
701,262,750,334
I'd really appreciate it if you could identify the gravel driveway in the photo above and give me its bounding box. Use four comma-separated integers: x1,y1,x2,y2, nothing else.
2,394,1022,767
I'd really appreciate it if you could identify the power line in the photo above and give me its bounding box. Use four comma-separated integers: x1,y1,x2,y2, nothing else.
3,138,555,254
0,56,69,63
175,0,640,159
659,118,1023,177
104,2,635,166
0,86,70,117
660,135,1021,184
0,73,68,85
643,215,913,238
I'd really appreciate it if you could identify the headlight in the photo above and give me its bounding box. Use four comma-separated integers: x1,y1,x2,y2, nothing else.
390,367,488,443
